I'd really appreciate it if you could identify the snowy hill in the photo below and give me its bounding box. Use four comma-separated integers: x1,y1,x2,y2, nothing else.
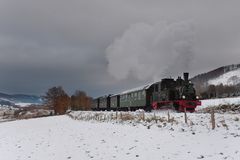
191,63,240,86
0,92,42,107
191,64,240,98
208,68,240,86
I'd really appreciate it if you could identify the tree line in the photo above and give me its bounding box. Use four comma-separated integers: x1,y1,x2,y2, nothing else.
43,86,92,115
195,83,240,99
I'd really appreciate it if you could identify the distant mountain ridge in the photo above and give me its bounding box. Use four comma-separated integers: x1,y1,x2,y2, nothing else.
191,64,240,86
191,63,240,98
0,92,42,107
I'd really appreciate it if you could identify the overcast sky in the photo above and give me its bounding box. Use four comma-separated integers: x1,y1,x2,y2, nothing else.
0,0,240,97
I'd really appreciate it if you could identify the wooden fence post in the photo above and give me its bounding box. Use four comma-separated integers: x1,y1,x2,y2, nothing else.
184,107,187,124
120,112,122,120
154,112,157,123
167,110,170,123
211,109,215,130
142,111,145,121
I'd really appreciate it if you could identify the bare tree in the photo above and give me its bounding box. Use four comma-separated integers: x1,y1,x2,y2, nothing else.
43,86,70,115
71,90,92,111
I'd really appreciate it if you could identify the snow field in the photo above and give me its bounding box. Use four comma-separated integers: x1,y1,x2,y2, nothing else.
0,111,239,160
197,97,240,110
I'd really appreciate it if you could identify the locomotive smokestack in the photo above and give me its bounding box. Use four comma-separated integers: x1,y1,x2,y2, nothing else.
183,72,189,81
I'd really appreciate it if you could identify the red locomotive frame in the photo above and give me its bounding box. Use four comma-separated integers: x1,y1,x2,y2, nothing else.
152,100,201,112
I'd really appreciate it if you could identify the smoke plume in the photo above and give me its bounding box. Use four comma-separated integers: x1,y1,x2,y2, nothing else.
106,21,195,81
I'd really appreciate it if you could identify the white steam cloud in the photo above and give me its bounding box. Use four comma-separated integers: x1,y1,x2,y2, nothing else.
106,21,195,81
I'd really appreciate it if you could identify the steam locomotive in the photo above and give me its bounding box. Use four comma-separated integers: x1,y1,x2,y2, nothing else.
92,73,201,112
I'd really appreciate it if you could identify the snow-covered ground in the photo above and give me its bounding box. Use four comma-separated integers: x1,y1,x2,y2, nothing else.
197,97,240,110
0,112,240,160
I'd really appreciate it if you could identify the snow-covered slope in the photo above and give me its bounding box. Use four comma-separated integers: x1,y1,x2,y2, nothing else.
197,96,240,110
208,68,240,86
0,114,240,160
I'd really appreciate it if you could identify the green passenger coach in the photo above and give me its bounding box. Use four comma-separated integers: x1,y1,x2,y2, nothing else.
119,84,153,111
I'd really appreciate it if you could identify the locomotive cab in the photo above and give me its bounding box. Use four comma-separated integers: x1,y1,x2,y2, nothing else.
152,78,178,102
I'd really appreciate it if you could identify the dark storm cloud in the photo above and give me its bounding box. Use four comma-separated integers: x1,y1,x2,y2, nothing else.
0,0,240,96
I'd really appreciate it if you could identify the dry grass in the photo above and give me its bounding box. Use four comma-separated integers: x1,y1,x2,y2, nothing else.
119,113,135,121
220,119,229,130
67,111,237,132
198,104,240,114
68,111,178,124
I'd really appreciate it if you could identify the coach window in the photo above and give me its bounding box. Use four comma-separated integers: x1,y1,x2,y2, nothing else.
138,92,141,100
